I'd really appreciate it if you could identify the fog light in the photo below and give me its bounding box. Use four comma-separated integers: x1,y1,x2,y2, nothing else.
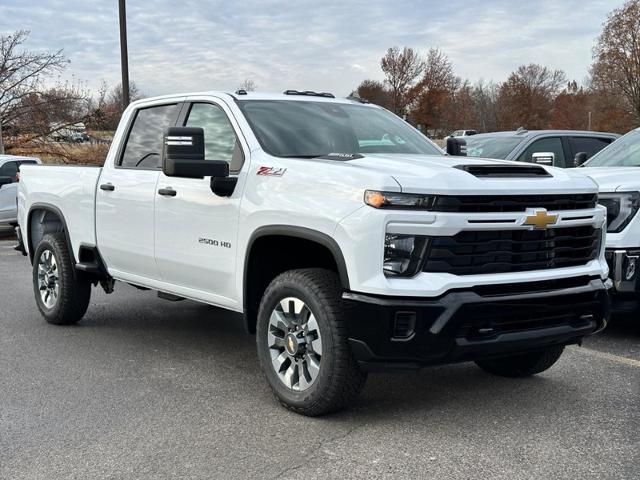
384,234,428,277
392,311,416,340
625,256,638,281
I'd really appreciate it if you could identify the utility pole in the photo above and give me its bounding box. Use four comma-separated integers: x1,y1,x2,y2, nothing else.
588,111,592,131
0,117,4,155
118,0,130,109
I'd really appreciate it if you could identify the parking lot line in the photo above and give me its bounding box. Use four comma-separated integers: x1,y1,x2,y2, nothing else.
570,345,640,368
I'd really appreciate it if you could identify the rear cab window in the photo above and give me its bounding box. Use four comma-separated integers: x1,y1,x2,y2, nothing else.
568,137,613,160
119,104,180,169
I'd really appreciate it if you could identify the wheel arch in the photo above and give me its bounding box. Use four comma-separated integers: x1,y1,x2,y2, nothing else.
26,203,75,266
242,225,350,334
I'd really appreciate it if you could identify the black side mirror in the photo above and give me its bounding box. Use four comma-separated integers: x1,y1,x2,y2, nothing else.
162,127,229,179
0,176,12,189
574,152,588,167
446,137,467,156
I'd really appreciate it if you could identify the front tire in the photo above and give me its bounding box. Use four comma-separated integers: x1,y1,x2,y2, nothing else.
256,268,367,416
475,345,565,378
32,233,91,325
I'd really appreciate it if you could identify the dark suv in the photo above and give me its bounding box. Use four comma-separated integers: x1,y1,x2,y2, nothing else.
448,129,619,168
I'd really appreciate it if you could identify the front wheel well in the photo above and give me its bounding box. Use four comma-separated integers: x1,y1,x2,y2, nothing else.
244,232,349,334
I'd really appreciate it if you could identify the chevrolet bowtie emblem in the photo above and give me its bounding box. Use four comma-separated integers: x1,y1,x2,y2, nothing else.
522,209,558,229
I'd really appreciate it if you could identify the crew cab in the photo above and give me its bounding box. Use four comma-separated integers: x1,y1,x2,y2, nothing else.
0,154,41,225
447,129,619,168
580,128,640,311
17,91,611,416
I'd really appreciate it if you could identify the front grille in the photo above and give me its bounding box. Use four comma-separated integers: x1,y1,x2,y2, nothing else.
433,193,597,212
424,226,600,275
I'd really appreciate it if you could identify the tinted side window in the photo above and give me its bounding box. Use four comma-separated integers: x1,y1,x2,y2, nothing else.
569,137,612,159
0,161,19,181
184,103,244,172
518,137,566,167
120,104,179,168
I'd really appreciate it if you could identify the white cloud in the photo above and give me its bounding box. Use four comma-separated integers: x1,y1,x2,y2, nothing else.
0,0,625,97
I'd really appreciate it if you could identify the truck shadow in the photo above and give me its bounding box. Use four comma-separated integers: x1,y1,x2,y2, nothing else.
77,285,617,421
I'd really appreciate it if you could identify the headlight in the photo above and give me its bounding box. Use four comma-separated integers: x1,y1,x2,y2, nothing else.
384,234,429,277
598,192,640,233
365,190,436,210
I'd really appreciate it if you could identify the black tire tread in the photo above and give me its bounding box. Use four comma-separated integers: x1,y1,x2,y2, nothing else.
258,268,366,416
33,232,91,325
475,345,565,378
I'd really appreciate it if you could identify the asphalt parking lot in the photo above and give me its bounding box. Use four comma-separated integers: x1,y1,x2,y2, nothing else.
1,227,638,479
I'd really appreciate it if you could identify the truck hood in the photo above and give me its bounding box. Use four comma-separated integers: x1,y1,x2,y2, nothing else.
577,167,640,193
344,154,599,195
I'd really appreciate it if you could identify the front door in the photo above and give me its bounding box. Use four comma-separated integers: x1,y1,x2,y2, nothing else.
96,102,181,281
154,100,247,307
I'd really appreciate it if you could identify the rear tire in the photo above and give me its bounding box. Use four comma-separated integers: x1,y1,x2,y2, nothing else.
475,345,565,378
32,233,91,325
256,268,367,416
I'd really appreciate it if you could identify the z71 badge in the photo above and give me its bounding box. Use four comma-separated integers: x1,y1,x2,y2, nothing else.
257,166,286,177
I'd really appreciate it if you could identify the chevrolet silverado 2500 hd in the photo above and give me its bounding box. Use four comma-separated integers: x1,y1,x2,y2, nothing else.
581,127,640,311
17,90,611,416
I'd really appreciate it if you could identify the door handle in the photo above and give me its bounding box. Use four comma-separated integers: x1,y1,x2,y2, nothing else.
100,183,115,191
158,188,177,197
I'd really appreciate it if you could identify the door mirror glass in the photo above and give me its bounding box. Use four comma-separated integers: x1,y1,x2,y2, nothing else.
532,152,555,165
446,137,467,156
162,127,229,178
0,176,12,188
574,151,588,167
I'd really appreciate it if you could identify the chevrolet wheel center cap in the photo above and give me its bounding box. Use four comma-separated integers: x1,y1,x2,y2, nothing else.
522,208,558,229
285,334,299,356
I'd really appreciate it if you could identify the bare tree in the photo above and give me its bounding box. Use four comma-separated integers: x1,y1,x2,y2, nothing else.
498,64,566,129
353,79,391,108
0,30,68,153
380,47,425,115
408,49,458,135
238,79,257,92
591,0,640,122
472,80,501,132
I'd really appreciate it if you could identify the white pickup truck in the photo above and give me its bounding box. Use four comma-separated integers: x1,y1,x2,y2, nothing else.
580,127,640,311
17,90,611,416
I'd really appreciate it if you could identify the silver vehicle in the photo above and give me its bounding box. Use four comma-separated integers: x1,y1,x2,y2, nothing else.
448,129,619,168
0,155,41,225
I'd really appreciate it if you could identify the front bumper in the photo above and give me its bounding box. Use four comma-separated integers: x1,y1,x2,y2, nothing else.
343,276,611,371
605,249,640,294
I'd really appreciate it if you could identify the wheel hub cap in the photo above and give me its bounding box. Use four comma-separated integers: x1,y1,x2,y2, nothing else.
37,249,59,309
268,297,323,391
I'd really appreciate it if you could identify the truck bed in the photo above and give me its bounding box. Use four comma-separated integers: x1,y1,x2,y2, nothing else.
18,165,102,259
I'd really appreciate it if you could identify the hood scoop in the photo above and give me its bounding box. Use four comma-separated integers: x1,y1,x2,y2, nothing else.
455,164,552,178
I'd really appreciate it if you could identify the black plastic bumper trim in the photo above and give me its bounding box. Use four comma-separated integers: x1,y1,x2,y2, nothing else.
343,277,610,334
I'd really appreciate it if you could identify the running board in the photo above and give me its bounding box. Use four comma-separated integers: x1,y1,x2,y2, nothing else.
158,291,185,302
75,262,102,275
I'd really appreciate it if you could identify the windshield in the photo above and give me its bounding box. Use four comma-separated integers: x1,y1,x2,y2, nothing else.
238,100,442,157
584,130,640,167
463,135,523,159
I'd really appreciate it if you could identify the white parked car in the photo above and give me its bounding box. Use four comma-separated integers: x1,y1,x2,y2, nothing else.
580,128,640,311
444,129,478,142
17,90,610,415
0,154,41,225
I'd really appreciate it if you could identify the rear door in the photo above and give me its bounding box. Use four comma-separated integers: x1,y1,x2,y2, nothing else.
567,136,615,162
96,101,182,280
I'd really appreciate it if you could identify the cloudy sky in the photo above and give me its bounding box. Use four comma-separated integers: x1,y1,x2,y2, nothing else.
0,0,624,97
